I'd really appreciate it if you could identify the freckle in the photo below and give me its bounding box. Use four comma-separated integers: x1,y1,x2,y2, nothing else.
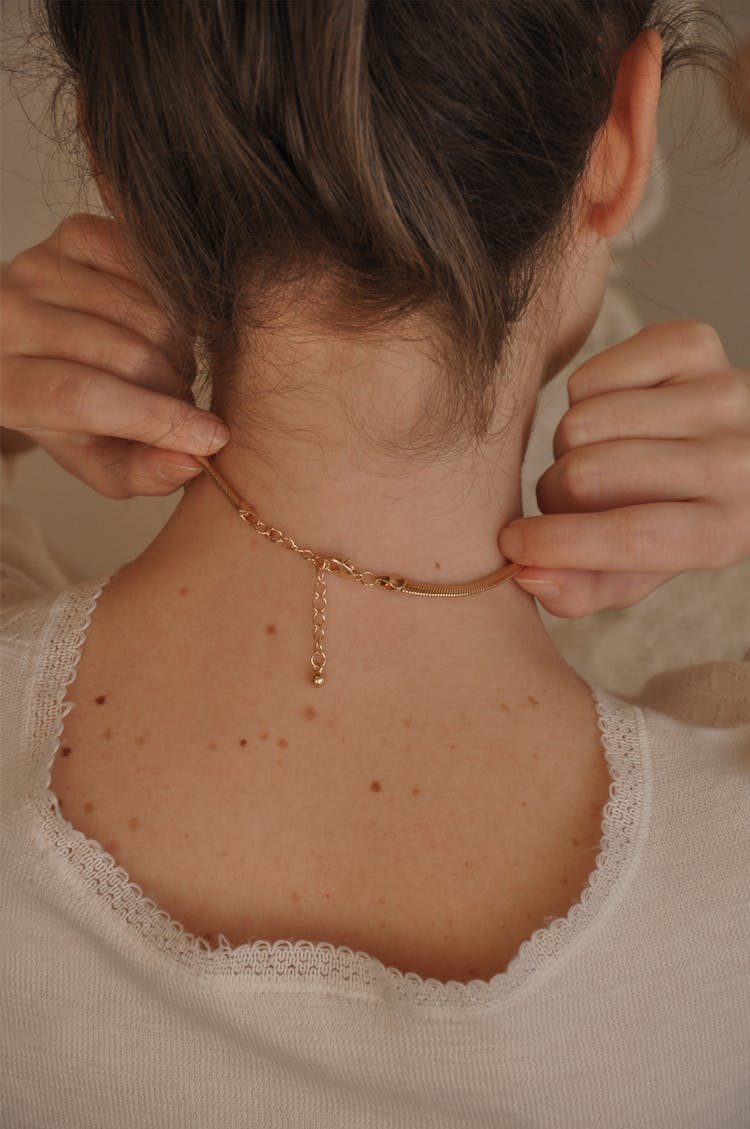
324,891,331,900
303,705,317,720
561,876,569,885
527,695,539,706
61,746,73,757
434,562,441,570
402,716,412,729
183,831,190,839
378,920,386,930
128,816,140,832
376,897,385,905
370,780,382,792
266,623,278,635
208,741,216,750
571,837,580,847
275,758,282,765
520,799,527,807
95,694,106,705
500,702,510,713
239,738,247,746
260,732,269,740
278,737,288,748
411,787,420,796
135,735,146,745
291,891,301,902
83,800,94,813
220,850,228,858
178,586,189,596
464,861,471,869
103,727,113,740
449,744,456,751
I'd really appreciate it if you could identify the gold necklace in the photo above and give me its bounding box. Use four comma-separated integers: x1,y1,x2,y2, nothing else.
193,454,523,687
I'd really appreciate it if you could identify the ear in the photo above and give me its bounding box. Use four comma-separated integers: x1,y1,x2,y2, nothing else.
583,27,663,238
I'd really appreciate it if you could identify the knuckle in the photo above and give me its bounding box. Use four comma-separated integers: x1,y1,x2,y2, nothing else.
555,404,588,452
5,247,44,290
616,510,657,567
559,450,599,503
566,364,593,404
704,435,750,501
680,320,724,363
711,370,750,427
52,369,95,422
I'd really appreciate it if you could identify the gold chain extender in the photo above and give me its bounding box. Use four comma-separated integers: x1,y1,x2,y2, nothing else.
194,455,523,686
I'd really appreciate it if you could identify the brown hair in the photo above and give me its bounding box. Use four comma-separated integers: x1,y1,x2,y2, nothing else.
26,1,739,458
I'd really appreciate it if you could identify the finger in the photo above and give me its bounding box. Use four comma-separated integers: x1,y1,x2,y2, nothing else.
39,431,205,499
553,369,750,459
567,321,729,407
2,356,229,455
537,435,750,513
498,500,736,572
19,254,189,373
4,298,186,395
512,567,674,618
48,212,145,286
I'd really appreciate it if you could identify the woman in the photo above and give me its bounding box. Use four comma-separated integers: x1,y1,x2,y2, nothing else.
1,2,748,1126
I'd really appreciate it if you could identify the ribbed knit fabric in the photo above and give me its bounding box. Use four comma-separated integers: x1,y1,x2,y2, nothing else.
2,499,749,1129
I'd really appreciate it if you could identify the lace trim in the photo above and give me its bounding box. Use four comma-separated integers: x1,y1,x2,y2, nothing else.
30,573,649,1011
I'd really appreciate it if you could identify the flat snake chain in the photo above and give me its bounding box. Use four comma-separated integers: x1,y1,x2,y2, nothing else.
193,454,523,686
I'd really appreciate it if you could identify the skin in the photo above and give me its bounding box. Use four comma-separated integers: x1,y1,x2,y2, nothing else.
2,28,748,629
89,29,667,670
4,29,749,978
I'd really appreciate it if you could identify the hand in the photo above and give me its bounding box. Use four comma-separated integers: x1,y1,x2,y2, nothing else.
0,213,230,497
498,321,750,617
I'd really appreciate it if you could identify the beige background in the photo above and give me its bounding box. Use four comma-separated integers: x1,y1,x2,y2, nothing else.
2,0,749,697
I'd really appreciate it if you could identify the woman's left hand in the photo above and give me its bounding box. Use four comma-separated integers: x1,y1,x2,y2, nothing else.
497,320,750,617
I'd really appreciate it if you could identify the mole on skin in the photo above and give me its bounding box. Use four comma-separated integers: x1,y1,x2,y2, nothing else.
239,738,247,746
527,695,540,706
370,780,382,792
61,746,73,757
303,705,317,720
178,586,189,597
266,623,278,635
95,694,106,705
278,737,288,748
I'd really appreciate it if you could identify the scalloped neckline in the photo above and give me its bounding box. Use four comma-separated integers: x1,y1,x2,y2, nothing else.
30,570,648,1011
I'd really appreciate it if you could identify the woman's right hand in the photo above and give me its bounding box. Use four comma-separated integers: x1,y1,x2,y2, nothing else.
0,212,230,497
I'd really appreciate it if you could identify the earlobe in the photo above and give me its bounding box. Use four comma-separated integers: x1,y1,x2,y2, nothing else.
584,28,663,239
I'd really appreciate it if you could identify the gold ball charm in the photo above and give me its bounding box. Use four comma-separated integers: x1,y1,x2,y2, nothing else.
312,672,325,686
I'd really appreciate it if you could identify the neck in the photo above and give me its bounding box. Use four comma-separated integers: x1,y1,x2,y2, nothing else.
118,311,588,707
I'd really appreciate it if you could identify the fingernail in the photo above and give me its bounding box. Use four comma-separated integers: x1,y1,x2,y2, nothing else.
190,417,231,452
515,578,561,599
159,462,202,483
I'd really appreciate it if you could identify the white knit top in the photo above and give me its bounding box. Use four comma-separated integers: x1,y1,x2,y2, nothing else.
1,500,749,1129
